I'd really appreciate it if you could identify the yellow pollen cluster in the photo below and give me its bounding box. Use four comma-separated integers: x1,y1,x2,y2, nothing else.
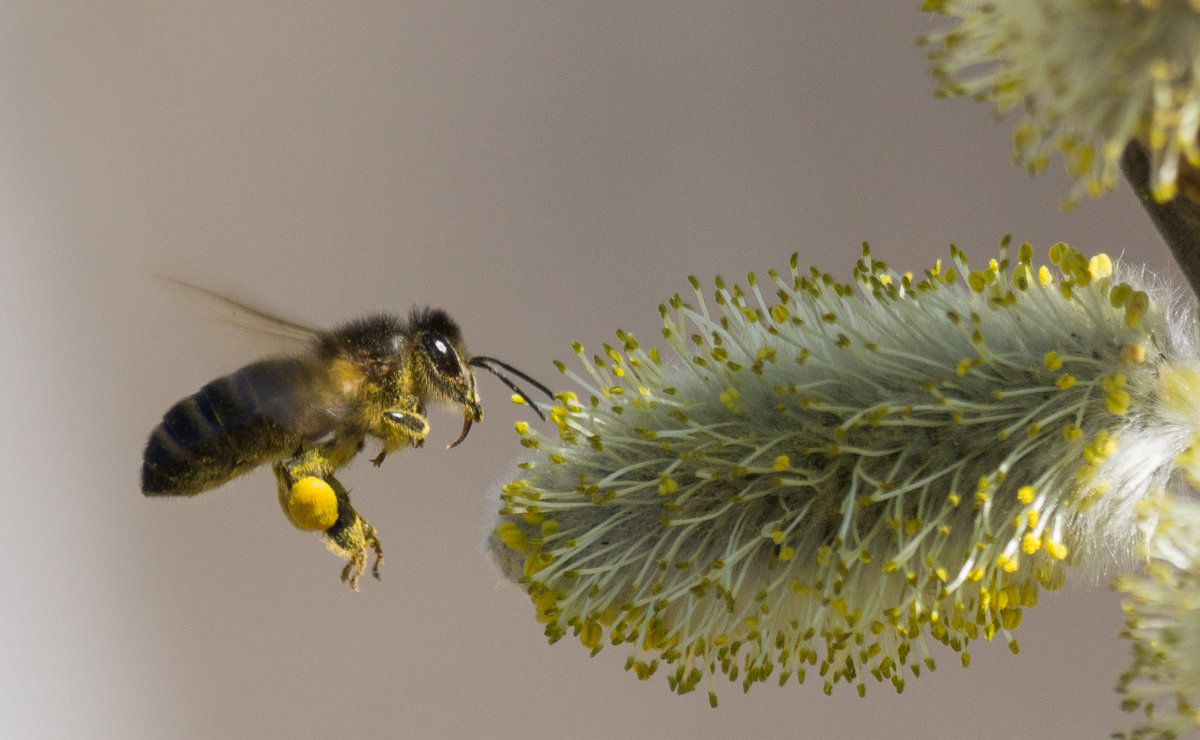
284,476,339,532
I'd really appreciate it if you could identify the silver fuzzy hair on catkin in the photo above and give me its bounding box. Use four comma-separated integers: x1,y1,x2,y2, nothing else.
490,239,1200,706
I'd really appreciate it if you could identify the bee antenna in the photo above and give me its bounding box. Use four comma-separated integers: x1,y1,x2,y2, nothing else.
469,356,555,421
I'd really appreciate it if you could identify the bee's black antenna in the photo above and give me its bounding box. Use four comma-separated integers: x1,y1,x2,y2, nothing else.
469,356,554,421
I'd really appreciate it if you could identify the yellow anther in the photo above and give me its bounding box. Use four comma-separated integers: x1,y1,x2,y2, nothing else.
495,521,530,552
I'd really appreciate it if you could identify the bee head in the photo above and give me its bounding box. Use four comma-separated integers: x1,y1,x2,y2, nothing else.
410,308,482,424
409,308,554,449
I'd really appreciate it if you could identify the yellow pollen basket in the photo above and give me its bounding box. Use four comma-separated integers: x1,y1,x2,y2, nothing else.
286,476,339,531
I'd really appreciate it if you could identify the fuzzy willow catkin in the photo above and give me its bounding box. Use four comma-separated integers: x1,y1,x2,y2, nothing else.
490,240,1199,705
921,0,1200,207
1115,492,1200,739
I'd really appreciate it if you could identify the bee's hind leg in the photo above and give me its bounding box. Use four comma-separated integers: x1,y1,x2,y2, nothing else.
273,452,384,590
323,490,384,590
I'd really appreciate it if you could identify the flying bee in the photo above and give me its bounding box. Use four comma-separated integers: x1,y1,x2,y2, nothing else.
142,287,552,589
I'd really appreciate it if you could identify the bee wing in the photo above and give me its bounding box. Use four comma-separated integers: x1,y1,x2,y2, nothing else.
156,277,320,348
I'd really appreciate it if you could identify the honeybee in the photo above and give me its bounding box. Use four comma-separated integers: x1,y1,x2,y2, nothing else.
142,288,551,589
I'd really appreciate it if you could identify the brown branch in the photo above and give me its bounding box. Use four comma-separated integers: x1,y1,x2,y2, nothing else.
1120,140,1200,299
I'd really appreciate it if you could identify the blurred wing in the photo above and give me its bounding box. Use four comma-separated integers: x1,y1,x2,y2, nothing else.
156,277,320,348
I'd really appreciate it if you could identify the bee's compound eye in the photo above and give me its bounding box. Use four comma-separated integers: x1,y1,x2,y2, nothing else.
422,334,463,379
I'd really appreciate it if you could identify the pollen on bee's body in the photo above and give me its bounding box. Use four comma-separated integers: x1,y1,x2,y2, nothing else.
489,240,1199,703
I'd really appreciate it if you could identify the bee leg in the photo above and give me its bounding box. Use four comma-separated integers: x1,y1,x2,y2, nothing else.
374,401,430,466
322,490,384,590
273,453,384,590
274,451,336,531
338,513,384,582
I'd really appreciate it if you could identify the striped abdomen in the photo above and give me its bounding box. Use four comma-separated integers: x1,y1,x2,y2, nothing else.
142,357,329,496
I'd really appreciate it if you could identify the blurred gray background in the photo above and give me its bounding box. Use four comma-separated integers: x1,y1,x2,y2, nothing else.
1,3,1167,738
